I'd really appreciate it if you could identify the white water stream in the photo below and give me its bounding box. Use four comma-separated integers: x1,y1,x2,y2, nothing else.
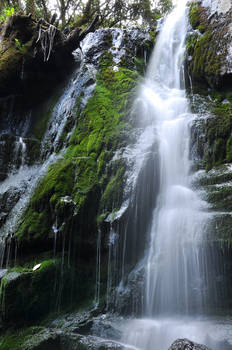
138,0,210,315
144,0,208,315
120,1,231,349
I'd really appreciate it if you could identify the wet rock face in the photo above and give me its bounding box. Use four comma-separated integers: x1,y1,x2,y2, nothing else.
0,25,155,325
16,313,124,350
186,0,232,89
202,0,231,15
169,339,211,350
189,95,232,310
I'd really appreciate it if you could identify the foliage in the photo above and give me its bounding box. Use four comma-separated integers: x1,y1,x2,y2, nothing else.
74,0,172,28
14,38,26,53
1,0,172,29
189,3,200,29
0,6,14,22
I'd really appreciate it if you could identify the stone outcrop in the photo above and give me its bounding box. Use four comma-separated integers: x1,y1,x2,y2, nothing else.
169,339,211,350
0,21,154,328
0,14,99,98
186,0,232,89
202,0,231,15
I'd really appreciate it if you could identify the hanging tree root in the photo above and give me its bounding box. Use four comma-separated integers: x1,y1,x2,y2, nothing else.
0,13,99,97
34,14,99,62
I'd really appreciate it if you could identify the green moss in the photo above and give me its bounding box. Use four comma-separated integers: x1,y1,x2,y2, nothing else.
16,50,139,246
0,15,35,89
0,258,95,326
203,97,232,169
186,32,198,56
33,159,75,207
0,327,43,350
149,30,156,43
203,182,232,211
30,94,61,142
226,137,232,162
198,23,206,34
16,158,75,243
198,165,232,186
187,2,229,89
192,30,220,79
189,3,201,29
135,57,145,75
0,45,22,82
213,138,226,165
100,167,126,212
0,260,58,324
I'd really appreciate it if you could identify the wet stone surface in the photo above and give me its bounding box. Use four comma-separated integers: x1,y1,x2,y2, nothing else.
169,339,211,350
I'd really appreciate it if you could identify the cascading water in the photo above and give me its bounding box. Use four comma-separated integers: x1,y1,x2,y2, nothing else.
120,1,232,349
144,0,208,315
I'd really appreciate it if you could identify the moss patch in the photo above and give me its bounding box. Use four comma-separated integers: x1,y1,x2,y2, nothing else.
0,257,96,326
0,260,58,323
0,326,44,350
189,3,201,29
15,51,139,249
205,98,232,169
16,158,75,244
0,15,36,95
186,2,232,89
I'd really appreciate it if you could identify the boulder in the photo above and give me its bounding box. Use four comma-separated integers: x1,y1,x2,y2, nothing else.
169,339,211,350
186,0,232,89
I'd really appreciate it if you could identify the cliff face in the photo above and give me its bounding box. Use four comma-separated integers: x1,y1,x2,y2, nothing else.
187,0,232,221
0,15,155,337
186,0,232,89
186,0,232,311
1,1,232,348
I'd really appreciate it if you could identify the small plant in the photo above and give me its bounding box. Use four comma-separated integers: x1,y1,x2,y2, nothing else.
0,7,14,23
14,38,25,53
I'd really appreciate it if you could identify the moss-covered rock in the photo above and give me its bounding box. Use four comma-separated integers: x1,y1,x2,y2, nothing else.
0,260,58,323
0,326,45,350
0,13,77,99
0,15,36,96
0,26,155,333
0,257,96,326
190,93,232,170
186,2,232,90
15,51,139,251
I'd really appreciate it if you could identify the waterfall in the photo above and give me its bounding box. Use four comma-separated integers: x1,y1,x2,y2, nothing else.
0,32,99,266
118,0,212,316
120,1,224,349
144,0,208,315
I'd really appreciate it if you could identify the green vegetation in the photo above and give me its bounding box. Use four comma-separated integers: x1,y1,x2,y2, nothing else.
100,167,126,213
189,3,200,29
15,51,139,248
188,29,222,87
0,257,96,326
187,2,228,89
203,98,232,169
14,38,26,54
0,7,14,23
0,327,43,350
0,260,57,323
0,0,168,30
